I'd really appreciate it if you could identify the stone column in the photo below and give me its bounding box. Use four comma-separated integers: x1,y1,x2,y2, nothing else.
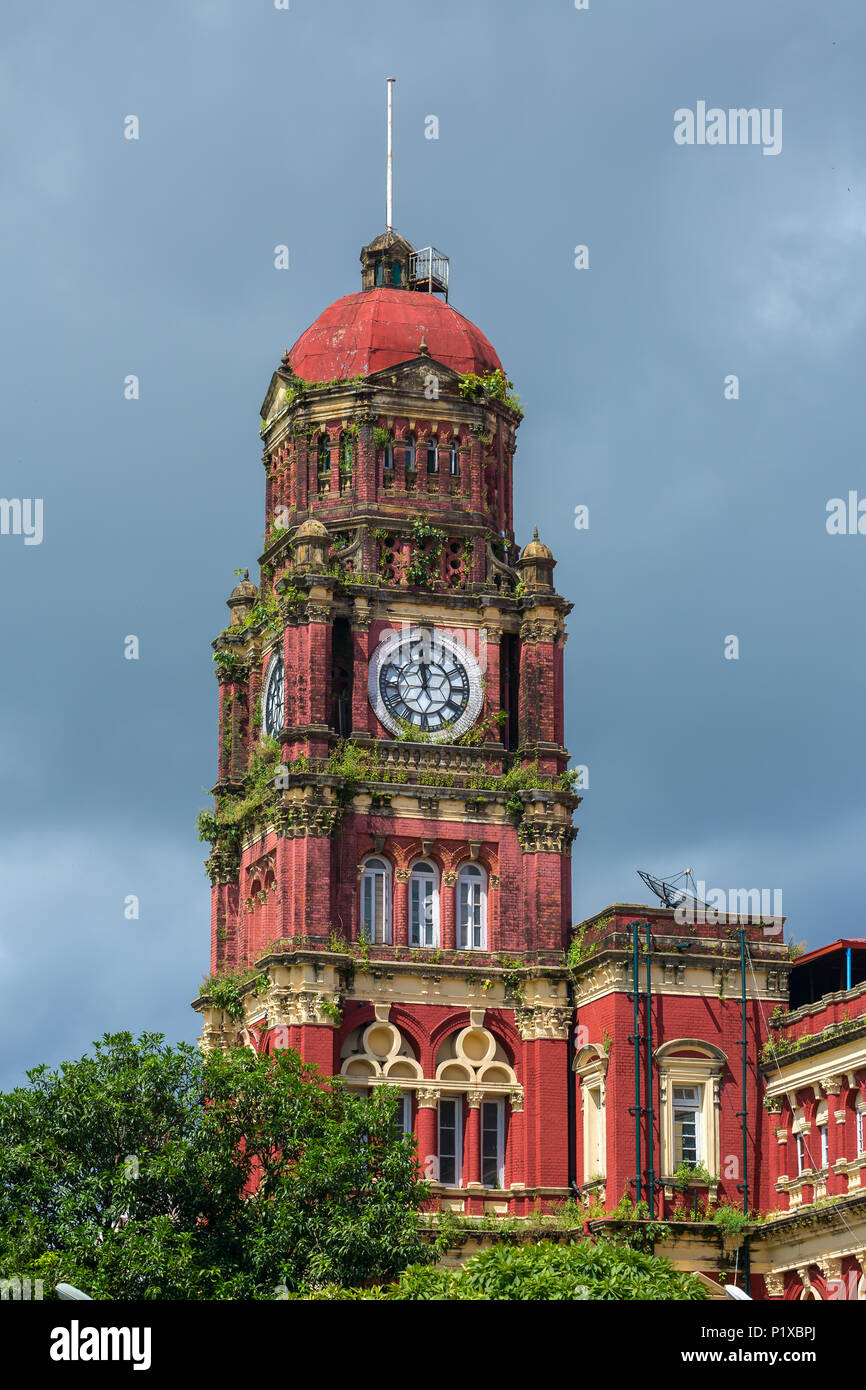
394,868,409,948
822,1076,844,1192
351,608,372,735
508,1089,525,1191
466,1090,483,1189
416,1087,440,1182
441,870,457,950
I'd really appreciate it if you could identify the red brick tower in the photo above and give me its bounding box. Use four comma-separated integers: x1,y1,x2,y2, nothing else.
195,228,580,1212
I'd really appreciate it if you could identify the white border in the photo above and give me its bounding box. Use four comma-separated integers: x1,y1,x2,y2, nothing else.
367,625,484,743
262,647,285,737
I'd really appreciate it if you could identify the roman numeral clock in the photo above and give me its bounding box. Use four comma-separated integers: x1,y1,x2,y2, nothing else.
369,626,483,739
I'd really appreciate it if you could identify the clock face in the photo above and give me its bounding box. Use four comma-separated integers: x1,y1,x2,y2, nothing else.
368,626,483,741
263,652,284,737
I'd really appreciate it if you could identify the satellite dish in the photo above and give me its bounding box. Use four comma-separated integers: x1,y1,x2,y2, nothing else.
637,868,701,909
724,1284,752,1301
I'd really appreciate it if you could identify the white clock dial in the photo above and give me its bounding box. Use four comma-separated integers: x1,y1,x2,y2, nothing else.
263,650,285,737
368,626,483,742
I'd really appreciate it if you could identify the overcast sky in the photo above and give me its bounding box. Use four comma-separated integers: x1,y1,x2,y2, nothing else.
1,0,864,1088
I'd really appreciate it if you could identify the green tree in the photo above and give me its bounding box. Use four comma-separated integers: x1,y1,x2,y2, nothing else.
0,1032,430,1299
298,1239,709,1300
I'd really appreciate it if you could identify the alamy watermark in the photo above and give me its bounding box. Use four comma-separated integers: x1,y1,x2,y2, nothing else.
674,882,783,932
674,103,782,157
0,498,42,545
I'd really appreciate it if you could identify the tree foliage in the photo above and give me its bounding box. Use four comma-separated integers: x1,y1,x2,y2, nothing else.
0,1032,430,1299
296,1238,710,1301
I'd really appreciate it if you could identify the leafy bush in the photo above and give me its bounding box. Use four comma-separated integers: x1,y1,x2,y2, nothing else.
297,1238,708,1301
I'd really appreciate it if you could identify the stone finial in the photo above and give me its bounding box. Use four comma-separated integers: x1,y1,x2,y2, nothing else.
516,526,556,591
292,517,330,571
227,570,258,625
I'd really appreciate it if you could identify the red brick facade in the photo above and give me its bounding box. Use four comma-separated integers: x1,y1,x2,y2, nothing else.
196,232,866,1298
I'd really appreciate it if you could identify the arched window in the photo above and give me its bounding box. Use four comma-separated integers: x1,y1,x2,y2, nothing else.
409,859,439,947
317,433,330,478
360,857,391,945
405,434,416,471
449,440,459,476
857,1097,866,1157
816,1099,829,1169
340,431,354,473
391,261,402,286
456,863,487,950
426,439,439,474
382,439,394,472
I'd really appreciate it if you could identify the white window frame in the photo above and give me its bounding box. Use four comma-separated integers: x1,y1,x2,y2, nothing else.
819,1124,829,1169
856,1102,865,1157
394,1090,412,1136
449,440,459,476
672,1085,703,1169
408,859,439,947
438,1097,462,1187
583,1083,606,1180
796,1132,806,1175
481,1098,506,1189
456,863,487,950
655,1042,726,1181
360,856,392,945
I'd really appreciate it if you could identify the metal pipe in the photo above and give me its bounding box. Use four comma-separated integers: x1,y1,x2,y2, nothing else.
386,78,395,229
632,920,642,1206
740,927,748,1215
567,982,577,1199
739,925,751,1291
645,920,655,1216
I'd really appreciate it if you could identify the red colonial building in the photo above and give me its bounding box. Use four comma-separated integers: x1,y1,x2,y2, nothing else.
194,229,866,1299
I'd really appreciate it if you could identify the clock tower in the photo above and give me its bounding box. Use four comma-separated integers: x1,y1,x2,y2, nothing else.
195,227,580,1213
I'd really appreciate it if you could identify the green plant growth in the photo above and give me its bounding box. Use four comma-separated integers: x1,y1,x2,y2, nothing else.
0,1033,430,1299
457,368,523,418
292,1238,707,1301
405,517,446,588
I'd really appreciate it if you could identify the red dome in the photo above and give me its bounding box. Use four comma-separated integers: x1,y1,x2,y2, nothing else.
286,287,502,383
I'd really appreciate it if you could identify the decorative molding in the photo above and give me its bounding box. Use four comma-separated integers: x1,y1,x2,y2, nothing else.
416,1087,441,1109
764,1272,785,1298
518,822,577,856
514,1005,571,1041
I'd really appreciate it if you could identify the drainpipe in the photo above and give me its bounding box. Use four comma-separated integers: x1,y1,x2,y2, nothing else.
738,926,752,1290
567,980,578,1200
645,920,655,1217
846,947,853,991
630,920,642,1206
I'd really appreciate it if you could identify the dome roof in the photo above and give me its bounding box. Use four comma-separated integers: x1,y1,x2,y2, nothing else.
294,518,329,538
229,571,257,601
286,288,502,383
521,527,554,561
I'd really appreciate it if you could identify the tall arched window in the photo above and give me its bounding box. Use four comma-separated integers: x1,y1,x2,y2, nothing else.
456,863,487,950
405,435,416,472
360,856,392,945
449,440,459,476
409,859,439,947
382,439,394,473
426,439,439,474
317,433,330,480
